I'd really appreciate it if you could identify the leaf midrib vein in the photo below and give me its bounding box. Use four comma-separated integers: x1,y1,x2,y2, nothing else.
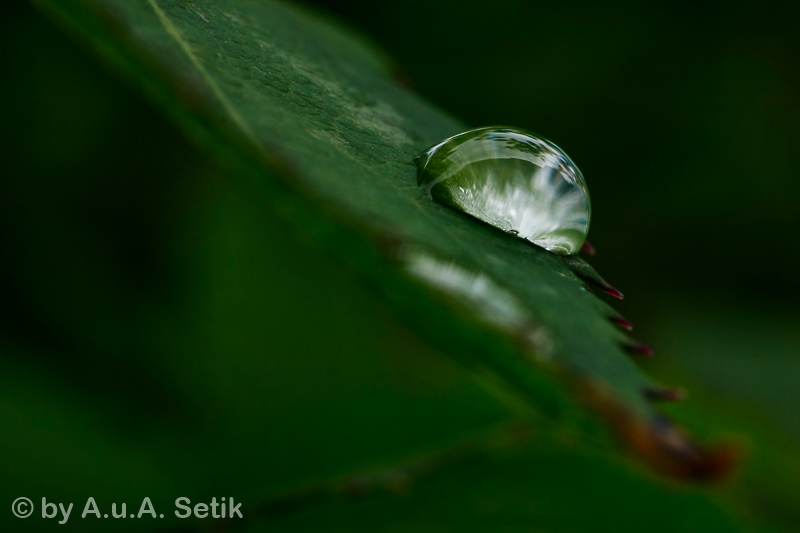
146,0,258,145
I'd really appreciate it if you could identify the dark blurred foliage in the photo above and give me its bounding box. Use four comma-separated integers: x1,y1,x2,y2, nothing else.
1,1,200,416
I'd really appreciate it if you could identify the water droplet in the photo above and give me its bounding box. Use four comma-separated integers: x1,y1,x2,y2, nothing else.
416,127,590,255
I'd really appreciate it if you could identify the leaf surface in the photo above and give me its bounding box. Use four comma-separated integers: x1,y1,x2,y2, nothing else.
33,0,722,482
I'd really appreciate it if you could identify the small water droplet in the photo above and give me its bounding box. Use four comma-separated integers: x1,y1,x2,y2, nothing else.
416,127,590,255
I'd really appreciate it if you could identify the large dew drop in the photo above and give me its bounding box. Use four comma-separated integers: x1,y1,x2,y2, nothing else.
416,127,590,255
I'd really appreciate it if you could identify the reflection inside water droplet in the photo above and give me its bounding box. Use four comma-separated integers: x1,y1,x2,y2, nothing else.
416,127,590,255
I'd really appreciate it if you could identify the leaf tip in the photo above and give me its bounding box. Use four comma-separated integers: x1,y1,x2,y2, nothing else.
643,386,687,402
609,314,634,331
622,341,655,357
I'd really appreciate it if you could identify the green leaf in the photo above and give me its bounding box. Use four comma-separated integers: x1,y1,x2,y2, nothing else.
30,0,728,478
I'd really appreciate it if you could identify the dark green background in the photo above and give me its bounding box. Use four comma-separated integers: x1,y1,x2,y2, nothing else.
2,0,799,531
